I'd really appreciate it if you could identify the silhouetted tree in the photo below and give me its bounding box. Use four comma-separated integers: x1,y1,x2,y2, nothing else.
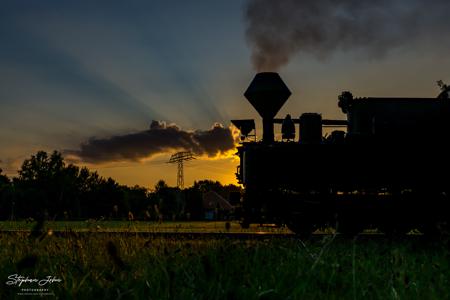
15,151,69,219
79,173,123,219
183,187,203,220
11,151,129,220
151,180,183,220
0,168,13,219
122,185,150,219
437,80,449,99
0,168,9,184
192,180,241,200
1,150,238,221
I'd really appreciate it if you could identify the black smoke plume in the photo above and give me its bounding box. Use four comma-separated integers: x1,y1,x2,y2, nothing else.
245,0,449,71
69,121,237,163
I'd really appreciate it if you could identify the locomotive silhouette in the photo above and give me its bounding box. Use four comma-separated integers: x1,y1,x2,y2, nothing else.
232,72,450,235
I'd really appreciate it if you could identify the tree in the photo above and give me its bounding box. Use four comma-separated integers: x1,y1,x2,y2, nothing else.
18,151,64,181
0,169,13,219
15,151,68,218
122,185,150,219
3,150,239,221
0,168,9,185
192,180,241,199
183,186,203,220
14,150,107,219
78,172,124,219
151,180,183,219
0,150,156,220
437,80,449,99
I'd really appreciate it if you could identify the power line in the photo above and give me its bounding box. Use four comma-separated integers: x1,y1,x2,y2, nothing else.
167,151,195,189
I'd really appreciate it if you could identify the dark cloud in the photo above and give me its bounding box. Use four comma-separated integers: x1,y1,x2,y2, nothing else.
245,0,450,71
68,121,237,163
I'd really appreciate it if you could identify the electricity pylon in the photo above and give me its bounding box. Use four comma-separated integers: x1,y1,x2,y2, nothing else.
167,151,195,189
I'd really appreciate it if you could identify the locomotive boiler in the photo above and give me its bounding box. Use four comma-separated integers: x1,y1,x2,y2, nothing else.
232,72,450,236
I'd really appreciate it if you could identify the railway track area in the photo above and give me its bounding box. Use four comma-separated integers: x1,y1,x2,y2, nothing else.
1,221,447,240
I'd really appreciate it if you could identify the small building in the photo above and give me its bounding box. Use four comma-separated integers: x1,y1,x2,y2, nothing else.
202,191,233,220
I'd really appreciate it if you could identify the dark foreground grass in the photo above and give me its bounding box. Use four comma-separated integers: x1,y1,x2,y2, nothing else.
0,231,449,299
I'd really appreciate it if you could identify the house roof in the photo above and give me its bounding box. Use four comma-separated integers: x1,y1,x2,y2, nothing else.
202,191,233,211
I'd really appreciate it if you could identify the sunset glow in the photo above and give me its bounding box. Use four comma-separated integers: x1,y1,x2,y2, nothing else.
1,0,450,188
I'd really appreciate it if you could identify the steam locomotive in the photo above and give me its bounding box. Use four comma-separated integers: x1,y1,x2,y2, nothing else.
232,72,450,235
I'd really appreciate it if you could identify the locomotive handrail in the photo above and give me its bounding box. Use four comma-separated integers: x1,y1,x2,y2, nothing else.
272,118,348,126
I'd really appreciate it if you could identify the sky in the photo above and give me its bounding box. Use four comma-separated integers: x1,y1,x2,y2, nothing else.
1,0,450,188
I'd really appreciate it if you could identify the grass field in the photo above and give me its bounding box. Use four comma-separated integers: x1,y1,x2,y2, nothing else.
1,221,449,299
0,220,291,234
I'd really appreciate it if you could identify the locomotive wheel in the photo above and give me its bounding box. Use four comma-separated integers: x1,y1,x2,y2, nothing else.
337,221,363,237
334,211,364,237
378,222,410,237
416,221,443,237
285,212,315,238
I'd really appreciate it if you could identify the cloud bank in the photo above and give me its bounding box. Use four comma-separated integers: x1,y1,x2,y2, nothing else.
68,121,237,163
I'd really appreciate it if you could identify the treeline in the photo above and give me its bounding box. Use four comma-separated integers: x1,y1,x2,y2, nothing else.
0,151,241,221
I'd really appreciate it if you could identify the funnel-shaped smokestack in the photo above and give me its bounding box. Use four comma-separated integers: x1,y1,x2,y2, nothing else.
244,72,291,142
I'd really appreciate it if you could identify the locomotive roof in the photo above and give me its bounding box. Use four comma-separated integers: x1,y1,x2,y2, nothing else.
355,97,439,102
